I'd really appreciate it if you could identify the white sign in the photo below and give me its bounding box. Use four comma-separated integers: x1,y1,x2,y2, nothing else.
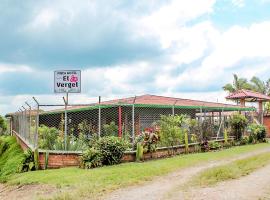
54,70,81,93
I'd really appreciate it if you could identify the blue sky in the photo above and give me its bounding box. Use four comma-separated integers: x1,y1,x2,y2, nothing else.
1,0,270,114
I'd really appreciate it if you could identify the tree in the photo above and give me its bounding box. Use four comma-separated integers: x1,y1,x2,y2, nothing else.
250,76,270,95
0,115,7,135
223,74,252,93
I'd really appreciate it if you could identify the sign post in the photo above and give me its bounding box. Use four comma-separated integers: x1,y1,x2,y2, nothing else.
54,70,81,150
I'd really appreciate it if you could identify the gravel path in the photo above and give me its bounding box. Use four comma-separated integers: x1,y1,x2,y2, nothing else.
103,147,270,200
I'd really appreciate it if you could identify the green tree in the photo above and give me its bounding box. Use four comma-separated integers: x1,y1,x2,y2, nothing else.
223,74,252,93
0,115,7,135
250,76,270,95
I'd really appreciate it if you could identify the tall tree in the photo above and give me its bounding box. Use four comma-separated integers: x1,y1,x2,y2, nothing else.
223,74,252,93
250,76,270,95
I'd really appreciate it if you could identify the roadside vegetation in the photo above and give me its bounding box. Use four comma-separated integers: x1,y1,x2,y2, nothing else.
6,143,270,199
191,152,270,187
0,136,36,182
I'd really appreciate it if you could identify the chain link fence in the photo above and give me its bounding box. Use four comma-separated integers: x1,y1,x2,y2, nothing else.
10,96,256,151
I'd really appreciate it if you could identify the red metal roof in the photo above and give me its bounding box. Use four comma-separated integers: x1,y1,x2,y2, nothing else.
226,90,270,101
99,94,249,109
36,94,255,114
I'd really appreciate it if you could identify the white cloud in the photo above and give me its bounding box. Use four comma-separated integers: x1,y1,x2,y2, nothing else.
138,0,216,48
232,0,245,7
0,64,33,74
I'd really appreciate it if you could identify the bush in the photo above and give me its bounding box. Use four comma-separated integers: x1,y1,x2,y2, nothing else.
158,115,186,149
248,123,266,143
38,125,58,150
81,136,128,168
229,113,248,140
19,149,35,172
96,136,128,165
0,136,37,182
103,122,118,137
200,140,210,152
80,147,102,169
240,135,249,145
208,141,221,150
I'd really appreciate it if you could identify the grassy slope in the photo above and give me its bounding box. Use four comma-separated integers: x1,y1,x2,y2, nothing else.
0,136,25,182
191,151,270,187
7,143,270,199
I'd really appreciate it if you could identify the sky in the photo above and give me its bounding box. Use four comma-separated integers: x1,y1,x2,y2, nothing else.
1,0,270,115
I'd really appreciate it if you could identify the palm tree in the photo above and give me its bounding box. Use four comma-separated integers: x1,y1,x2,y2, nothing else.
223,74,252,93
250,76,270,95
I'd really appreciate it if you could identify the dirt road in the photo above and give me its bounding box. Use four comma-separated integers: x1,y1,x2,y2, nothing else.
104,148,270,200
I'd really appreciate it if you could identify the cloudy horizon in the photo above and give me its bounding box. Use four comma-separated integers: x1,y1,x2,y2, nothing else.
1,0,270,115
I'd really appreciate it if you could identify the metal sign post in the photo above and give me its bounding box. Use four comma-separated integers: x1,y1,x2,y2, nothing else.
54,70,81,151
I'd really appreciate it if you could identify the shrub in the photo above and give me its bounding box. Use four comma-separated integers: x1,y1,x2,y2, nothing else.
141,128,159,153
81,136,128,168
0,116,7,136
248,123,266,143
103,122,118,137
200,140,210,152
209,141,221,150
96,136,128,165
80,147,102,169
19,149,35,172
38,125,58,150
229,113,248,140
240,135,249,145
0,136,32,181
158,115,185,149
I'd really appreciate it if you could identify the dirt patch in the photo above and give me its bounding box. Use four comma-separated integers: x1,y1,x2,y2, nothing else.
103,147,270,200
0,183,63,200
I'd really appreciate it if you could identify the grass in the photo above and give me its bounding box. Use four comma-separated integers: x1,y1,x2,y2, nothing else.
0,136,25,182
5,143,270,199
191,151,270,187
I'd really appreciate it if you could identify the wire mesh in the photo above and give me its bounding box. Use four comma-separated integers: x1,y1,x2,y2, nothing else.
10,96,258,152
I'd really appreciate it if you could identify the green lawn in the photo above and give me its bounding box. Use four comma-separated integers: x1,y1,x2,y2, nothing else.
6,143,270,199
191,151,270,187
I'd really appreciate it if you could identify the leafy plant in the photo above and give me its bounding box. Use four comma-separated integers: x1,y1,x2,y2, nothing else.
103,122,118,137
200,140,210,152
0,136,28,181
80,147,102,169
19,148,35,172
229,113,248,140
208,141,221,150
248,123,266,143
158,115,185,151
0,116,7,135
201,119,215,140
38,125,58,150
240,135,249,145
81,136,128,168
96,136,128,165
